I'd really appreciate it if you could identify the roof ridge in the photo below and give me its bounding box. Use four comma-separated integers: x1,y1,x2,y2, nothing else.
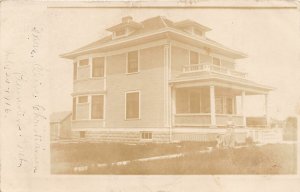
159,16,168,27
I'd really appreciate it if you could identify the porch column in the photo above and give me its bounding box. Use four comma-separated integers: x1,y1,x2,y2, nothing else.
241,90,246,127
210,85,216,127
171,87,176,127
265,94,269,128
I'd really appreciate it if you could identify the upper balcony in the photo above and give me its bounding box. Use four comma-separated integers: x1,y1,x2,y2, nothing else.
182,63,247,79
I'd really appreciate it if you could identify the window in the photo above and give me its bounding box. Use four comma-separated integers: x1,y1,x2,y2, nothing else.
127,51,139,73
78,96,88,103
80,131,85,138
91,95,104,119
126,92,140,119
213,57,221,66
79,59,89,66
73,62,77,80
190,51,199,65
194,29,203,36
215,97,223,114
72,97,76,120
141,132,152,140
92,57,105,77
115,29,126,37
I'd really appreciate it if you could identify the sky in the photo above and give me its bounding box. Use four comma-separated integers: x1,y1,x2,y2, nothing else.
48,7,300,120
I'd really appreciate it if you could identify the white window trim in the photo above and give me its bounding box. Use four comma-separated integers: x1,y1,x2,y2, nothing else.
126,50,140,75
125,90,141,120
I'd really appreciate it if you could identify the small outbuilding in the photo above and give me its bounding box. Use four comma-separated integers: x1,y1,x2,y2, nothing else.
50,111,72,141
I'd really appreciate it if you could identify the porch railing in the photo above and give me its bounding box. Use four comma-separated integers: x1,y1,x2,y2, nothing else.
183,64,247,78
174,113,244,127
246,116,268,128
174,113,211,127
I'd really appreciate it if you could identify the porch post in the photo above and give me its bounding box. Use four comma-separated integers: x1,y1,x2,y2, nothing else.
210,85,216,127
241,90,246,127
265,94,269,128
171,86,176,127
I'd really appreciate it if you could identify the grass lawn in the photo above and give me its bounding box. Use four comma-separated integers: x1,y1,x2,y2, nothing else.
51,142,297,175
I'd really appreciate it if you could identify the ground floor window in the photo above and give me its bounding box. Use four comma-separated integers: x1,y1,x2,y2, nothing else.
126,91,140,119
141,132,152,140
80,131,85,138
91,95,104,119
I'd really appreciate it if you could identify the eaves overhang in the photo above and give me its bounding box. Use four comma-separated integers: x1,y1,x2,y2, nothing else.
61,27,247,60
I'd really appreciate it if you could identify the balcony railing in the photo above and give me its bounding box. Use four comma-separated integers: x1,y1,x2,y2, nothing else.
183,64,247,78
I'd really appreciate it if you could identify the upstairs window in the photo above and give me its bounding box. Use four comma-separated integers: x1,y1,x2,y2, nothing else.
127,51,139,73
92,57,105,77
194,29,203,36
91,95,104,119
73,62,77,80
115,29,127,37
190,51,199,65
213,57,221,66
126,91,140,119
72,97,76,120
79,59,89,66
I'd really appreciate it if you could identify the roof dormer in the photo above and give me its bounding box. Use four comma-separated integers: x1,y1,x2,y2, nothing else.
106,16,143,39
174,19,211,37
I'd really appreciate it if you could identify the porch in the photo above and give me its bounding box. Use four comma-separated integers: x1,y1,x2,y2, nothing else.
171,86,270,128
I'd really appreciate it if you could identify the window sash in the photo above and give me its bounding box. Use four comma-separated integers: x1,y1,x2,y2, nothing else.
79,59,89,66
127,51,139,73
72,97,76,120
126,92,139,119
92,57,105,77
91,95,104,119
78,96,88,103
141,132,152,139
213,57,221,66
73,62,77,80
190,51,199,65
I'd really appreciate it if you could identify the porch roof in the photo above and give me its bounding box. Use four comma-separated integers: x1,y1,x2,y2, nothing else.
169,72,274,95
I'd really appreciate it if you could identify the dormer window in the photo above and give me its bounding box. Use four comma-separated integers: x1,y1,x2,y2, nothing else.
194,29,203,37
174,19,211,38
115,29,127,37
107,16,143,40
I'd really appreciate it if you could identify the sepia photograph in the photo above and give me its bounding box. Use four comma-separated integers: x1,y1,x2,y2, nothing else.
1,1,300,192
48,4,299,175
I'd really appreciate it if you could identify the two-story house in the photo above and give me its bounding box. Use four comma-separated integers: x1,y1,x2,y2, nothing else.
61,16,274,143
